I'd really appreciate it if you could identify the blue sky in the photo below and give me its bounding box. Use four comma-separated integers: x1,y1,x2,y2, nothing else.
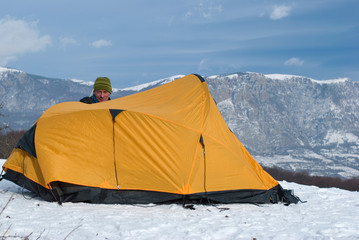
1,0,358,88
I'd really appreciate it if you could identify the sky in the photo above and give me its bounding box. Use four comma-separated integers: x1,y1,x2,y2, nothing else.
0,0,358,88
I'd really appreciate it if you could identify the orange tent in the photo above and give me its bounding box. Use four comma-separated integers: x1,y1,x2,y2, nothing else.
2,74,296,204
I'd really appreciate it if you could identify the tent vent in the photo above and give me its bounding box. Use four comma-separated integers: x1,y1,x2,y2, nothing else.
109,109,124,121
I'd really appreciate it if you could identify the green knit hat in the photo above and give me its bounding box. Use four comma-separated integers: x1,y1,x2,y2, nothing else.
94,77,112,94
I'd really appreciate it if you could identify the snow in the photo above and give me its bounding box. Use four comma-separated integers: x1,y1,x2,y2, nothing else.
0,66,23,74
206,72,350,85
226,73,239,79
121,75,185,92
69,78,94,86
206,75,219,79
1,159,359,239
264,73,350,84
206,73,239,80
217,98,235,111
264,73,307,81
69,75,185,93
311,78,349,85
324,130,359,145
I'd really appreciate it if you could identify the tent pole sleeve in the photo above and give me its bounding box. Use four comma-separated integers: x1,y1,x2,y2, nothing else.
200,135,208,197
113,120,120,189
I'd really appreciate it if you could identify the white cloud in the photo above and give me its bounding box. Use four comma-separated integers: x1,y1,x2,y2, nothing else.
90,39,112,48
185,1,223,19
168,16,175,27
59,37,77,48
270,5,291,20
185,11,193,18
198,58,208,71
0,18,51,65
285,57,304,66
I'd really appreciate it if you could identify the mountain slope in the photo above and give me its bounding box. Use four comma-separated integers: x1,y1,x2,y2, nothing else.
205,73,359,178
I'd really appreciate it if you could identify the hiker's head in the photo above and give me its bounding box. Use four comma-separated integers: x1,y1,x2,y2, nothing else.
93,77,112,102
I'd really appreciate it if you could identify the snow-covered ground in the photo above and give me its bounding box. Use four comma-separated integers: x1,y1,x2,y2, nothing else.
1,159,358,240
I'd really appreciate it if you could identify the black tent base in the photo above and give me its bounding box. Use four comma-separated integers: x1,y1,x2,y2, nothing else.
2,169,300,205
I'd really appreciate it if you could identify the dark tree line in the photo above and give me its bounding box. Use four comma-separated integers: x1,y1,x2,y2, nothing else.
0,129,26,159
264,166,359,192
0,102,26,159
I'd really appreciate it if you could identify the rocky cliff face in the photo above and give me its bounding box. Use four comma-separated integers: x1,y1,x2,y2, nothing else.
205,73,359,178
1,68,358,178
206,73,359,154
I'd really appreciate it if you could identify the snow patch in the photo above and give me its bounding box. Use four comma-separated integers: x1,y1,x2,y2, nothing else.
70,78,94,86
226,73,239,79
324,131,359,145
0,66,23,74
264,73,349,84
328,165,359,179
207,73,239,80
206,75,219,79
121,75,184,91
217,98,235,111
264,73,305,80
311,78,349,85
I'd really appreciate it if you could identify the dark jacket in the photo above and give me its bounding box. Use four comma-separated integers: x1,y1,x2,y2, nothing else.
80,95,111,104
80,96,95,104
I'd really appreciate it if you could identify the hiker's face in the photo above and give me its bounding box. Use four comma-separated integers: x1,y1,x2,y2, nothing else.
94,90,111,102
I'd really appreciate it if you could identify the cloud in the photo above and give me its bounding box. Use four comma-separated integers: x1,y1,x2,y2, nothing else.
270,5,291,20
0,17,51,65
90,39,112,48
168,16,175,27
186,1,223,19
285,57,304,66
59,37,78,48
198,58,209,71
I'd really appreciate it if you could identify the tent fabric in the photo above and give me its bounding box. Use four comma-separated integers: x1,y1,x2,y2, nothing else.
2,74,295,204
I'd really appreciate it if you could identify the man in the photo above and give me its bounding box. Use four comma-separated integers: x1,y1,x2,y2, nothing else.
80,77,112,104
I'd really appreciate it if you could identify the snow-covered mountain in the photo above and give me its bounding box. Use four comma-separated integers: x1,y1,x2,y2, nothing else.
205,73,359,179
1,67,358,178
